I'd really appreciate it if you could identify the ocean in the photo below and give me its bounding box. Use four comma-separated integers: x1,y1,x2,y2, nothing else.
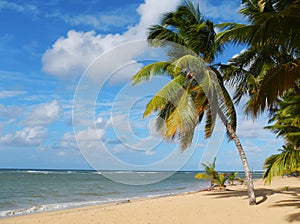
0,170,263,218
0,170,209,217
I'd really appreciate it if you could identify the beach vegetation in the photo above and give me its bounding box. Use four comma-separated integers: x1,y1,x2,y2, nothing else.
214,173,228,189
265,90,300,151
195,157,218,187
263,144,300,184
227,172,240,185
283,186,289,191
263,87,300,183
195,158,234,190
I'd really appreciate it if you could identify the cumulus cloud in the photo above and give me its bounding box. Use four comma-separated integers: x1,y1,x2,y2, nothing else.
42,0,180,80
0,126,47,147
237,118,275,139
76,127,105,142
23,100,61,126
42,30,113,78
59,132,77,149
60,115,108,151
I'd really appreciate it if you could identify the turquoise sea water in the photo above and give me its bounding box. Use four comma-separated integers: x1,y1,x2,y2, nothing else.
0,170,209,217
0,170,263,217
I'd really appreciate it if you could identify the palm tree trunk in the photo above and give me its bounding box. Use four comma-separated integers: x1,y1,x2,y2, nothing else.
225,123,256,205
217,109,256,205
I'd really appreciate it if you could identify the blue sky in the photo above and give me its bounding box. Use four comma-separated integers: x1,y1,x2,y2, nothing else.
0,0,283,171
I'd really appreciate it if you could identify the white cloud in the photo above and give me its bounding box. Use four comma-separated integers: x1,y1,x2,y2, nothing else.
59,132,77,149
0,90,26,98
23,100,61,126
107,111,163,152
0,1,39,14
42,0,180,80
61,114,108,151
237,116,279,140
0,104,23,119
42,30,107,79
44,3,138,32
0,126,47,147
196,0,242,23
62,11,137,32
130,0,181,38
76,127,105,142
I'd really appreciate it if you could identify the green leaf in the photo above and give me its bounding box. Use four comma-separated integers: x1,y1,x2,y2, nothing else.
143,75,187,117
132,61,174,86
194,173,210,179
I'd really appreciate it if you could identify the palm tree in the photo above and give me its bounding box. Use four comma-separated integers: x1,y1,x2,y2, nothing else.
265,90,300,150
263,89,300,183
214,173,228,189
195,157,218,187
263,144,300,184
217,0,300,116
216,0,300,186
195,158,229,189
132,0,256,205
227,172,239,185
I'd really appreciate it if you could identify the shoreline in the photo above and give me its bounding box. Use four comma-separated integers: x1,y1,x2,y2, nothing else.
0,170,209,218
0,187,203,219
0,191,194,219
0,177,299,224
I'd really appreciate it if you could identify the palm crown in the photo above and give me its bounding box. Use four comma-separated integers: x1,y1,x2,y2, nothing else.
132,0,236,150
217,0,300,116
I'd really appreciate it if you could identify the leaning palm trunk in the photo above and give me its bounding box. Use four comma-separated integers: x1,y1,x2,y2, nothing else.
226,122,256,205
217,110,256,205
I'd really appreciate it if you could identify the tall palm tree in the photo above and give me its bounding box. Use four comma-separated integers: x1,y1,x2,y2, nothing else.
265,90,300,150
262,89,300,183
263,144,300,184
132,0,256,205
217,0,300,116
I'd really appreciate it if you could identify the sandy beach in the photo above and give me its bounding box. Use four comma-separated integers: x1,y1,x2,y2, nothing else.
1,177,299,224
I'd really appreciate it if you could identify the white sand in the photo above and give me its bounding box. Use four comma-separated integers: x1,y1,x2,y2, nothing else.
1,177,299,224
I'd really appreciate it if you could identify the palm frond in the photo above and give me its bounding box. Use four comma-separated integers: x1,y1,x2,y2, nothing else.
164,86,198,150
214,173,228,188
143,75,187,117
263,144,300,184
147,25,185,48
132,61,174,86
172,54,204,73
216,23,255,46
246,59,300,116
217,1,300,50
264,90,300,147
212,67,237,133
194,173,210,179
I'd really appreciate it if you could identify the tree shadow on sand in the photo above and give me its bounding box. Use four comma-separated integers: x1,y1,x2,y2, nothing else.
202,186,300,223
271,199,300,223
